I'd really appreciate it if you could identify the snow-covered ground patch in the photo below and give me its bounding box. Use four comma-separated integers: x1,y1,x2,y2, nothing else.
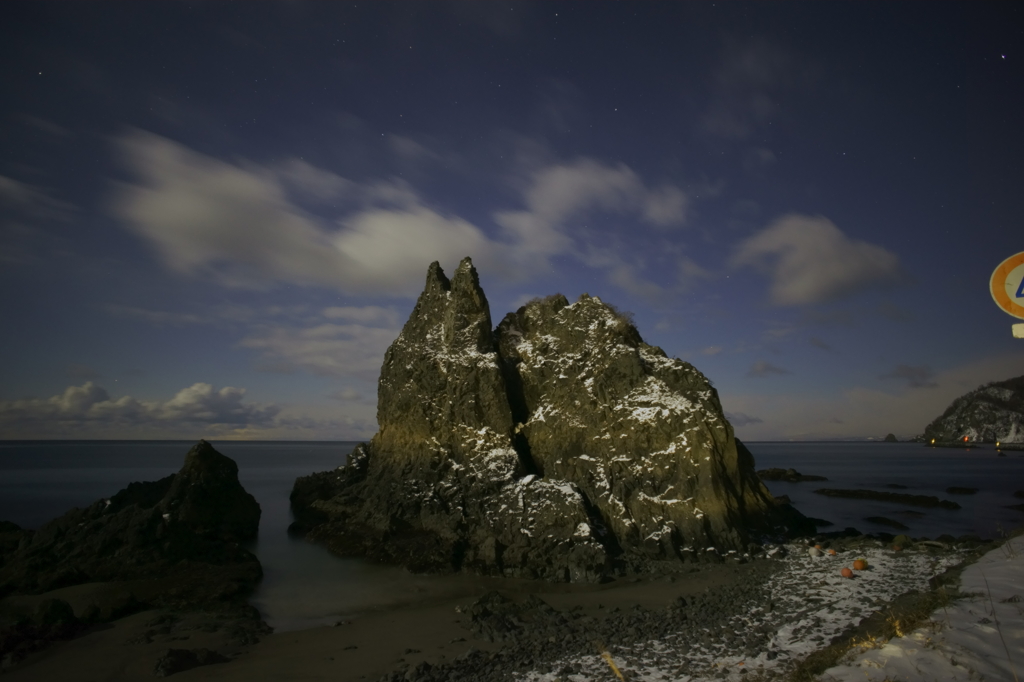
821,534,1024,682
515,542,971,682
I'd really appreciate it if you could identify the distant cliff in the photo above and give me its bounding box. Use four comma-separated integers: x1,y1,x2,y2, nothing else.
920,375,1024,443
291,258,810,582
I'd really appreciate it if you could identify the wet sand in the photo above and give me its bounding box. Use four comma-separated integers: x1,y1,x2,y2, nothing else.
1,562,759,681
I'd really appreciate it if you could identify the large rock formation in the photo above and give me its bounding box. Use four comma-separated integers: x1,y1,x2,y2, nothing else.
292,258,808,582
920,376,1024,443
0,440,262,604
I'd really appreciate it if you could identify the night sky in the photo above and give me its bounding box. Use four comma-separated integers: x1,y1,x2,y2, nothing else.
2,2,1022,441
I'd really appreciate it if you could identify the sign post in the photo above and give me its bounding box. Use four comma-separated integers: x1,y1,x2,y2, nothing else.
990,251,1024,338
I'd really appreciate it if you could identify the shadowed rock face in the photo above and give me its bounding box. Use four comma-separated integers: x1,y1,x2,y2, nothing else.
291,258,808,581
0,440,261,600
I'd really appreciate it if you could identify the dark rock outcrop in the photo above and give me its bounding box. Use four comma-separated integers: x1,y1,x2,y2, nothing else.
813,488,961,510
153,647,230,677
757,468,828,482
864,516,910,531
918,375,1024,443
883,433,898,442
0,440,261,604
292,258,810,582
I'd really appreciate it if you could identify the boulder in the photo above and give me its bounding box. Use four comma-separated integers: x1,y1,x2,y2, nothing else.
292,258,810,581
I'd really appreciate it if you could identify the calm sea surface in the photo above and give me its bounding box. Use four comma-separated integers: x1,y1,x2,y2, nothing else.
1,440,1022,631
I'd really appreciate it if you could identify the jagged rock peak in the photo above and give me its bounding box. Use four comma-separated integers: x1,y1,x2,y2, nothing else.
372,257,514,473
921,375,1024,443
291,258,810,583
164,440,261,542
400,257,493,354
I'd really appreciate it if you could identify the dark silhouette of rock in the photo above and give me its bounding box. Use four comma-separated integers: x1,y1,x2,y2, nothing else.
917,375,1024,443
291,258,811,582
813,488,961,510
153,647,230,677
0,441,261,605
883,433,898,442
864,516,909,530
756,468,828,482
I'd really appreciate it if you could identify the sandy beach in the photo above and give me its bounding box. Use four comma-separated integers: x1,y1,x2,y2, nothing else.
3,531,1020,682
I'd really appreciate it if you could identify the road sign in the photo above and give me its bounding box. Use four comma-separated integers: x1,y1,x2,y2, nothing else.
990,251,1024,321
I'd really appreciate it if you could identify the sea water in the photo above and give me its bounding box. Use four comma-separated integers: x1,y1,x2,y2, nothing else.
1,440,1022,631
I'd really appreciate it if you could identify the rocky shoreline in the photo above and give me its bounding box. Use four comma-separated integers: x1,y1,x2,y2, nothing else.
0,441,270,676
373,532,1002,682
0,488,1015,681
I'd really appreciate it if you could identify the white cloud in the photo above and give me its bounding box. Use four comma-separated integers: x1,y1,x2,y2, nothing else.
0,382,375,440
731,214,902,306
0,382,280,431
321,305,399,326
110,130,494,296
495,159,688,256
110,131,692,300
239,320,400,380
333,207,496,290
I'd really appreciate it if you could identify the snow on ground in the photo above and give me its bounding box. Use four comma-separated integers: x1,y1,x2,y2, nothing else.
820,534,1024,682
517,542,973,682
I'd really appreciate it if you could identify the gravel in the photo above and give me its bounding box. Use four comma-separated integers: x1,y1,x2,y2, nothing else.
376,537,980,682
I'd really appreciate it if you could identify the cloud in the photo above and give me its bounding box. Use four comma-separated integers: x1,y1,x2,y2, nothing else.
20,114,72,138
0,382,374,439
731,214,903,306
110,131,692,300
702,346,723,356
702,38,814,139
747,361,791,377
725,411,763,426
721,351,1024,441
881,364,937,389
110,130,496,296
239,309,401,381
496,159,687,246
0,175,76,222
742,147,777,172
105,304,206,327
321,305,400,326
0,382,280,430
809,337,832,351
329,387,372,404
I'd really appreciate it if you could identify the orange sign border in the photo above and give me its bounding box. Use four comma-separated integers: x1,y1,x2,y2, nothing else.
991,251,1024,320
